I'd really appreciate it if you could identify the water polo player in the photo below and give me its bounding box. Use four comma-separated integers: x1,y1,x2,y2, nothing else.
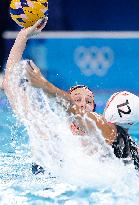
3,19,139,174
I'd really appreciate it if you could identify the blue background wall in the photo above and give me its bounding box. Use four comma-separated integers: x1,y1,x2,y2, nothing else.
4,33,139,93
21,35,139,93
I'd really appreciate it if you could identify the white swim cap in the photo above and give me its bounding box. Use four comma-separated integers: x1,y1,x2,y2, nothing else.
104,91,139,128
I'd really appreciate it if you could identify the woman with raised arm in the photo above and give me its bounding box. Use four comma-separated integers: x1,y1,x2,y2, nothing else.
3,19,139,174
26,61,139,171
3,17,116,144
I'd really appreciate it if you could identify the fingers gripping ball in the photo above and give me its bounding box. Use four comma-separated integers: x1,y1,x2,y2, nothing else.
10,0,48,28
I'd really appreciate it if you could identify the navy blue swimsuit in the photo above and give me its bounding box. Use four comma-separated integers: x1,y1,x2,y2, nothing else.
112,125,139,170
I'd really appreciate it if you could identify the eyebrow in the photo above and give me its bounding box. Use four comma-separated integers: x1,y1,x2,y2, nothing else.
87,95,93,98
74,93,93,98
74,93,81,96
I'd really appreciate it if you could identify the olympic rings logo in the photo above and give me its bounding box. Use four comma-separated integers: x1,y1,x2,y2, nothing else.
74,46,114,77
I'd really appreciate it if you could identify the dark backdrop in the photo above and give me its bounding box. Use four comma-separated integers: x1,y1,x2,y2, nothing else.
1,0,139,71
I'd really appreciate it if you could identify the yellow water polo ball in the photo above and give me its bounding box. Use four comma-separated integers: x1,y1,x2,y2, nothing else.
10,0,48,28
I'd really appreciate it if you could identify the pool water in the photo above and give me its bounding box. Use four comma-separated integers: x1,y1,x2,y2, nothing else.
1,90,139,205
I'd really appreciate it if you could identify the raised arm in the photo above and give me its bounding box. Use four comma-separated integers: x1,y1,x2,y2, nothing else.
26,60,73,102
4,18,47,82
3,18,47,114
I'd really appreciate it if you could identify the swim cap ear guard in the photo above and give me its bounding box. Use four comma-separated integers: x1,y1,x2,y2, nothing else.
69,85,91,93
104,91,139,128
93,103,96,112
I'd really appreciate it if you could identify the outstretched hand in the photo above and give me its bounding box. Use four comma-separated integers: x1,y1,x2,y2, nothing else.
21,17,48,38
26,60,47,88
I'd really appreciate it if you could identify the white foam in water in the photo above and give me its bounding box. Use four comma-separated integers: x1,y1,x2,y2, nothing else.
4,60,139,204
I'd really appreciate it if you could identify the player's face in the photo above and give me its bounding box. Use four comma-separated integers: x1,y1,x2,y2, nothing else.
70,87,95,112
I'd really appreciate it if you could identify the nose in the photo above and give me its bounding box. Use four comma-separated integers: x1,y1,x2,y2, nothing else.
80,99,86,109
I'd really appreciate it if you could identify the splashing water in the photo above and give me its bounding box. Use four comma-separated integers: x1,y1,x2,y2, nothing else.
2,60,139,204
